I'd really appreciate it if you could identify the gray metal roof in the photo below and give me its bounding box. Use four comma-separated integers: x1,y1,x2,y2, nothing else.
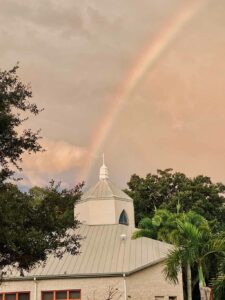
5,224,171,280
81,179,132,202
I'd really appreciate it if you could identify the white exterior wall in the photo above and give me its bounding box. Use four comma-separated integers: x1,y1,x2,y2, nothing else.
75,198,135,227
76,199,116,225
88,199,116,225
0,263,183,300
0,277,124,300
75,202,89,225
126,262,184,300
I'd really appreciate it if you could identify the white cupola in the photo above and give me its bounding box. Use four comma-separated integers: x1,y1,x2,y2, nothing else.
75,156,135,228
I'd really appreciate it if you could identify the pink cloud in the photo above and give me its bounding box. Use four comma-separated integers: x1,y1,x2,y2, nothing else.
21,139,87,186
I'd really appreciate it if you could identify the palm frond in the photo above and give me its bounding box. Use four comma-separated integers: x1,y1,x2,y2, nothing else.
211,274,225,300
132,229,155,239
138,217,153,229
163,248,183,284
202,238,225,259
177,221,203,246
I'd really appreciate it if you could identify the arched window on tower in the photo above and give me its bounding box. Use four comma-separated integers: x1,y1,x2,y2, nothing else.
119,210,129,225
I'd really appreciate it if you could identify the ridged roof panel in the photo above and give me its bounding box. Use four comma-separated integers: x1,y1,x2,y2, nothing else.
4,224,171,279
81,179,132,201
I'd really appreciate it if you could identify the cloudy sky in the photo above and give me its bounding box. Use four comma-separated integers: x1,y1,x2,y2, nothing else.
1,0,225,189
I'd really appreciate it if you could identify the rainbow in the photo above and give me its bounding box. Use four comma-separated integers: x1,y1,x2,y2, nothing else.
78,0,207,182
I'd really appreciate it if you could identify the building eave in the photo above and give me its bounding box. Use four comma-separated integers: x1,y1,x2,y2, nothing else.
79,196,133,203
2,258,165,282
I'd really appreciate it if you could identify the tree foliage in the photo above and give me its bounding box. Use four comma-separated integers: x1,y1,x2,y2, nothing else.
211,260,225,300
0,65,83,273
133,209,225,300
0,64,42,182
125,169,225,231
133,209,209,245
0,182,83,273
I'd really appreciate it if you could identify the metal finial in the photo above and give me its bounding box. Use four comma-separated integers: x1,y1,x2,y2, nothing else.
99,153,109,180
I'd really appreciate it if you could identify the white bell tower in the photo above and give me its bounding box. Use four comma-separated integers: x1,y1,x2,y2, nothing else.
75,156,135,228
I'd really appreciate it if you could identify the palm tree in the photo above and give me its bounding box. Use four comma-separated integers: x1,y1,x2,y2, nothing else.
133,209,225,300
163,221,225,300
211,258,225,299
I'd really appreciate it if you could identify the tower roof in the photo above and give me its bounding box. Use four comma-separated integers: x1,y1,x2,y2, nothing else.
81,178,132,202
81,157,132,202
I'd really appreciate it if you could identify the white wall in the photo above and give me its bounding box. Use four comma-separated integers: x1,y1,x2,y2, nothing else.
0,277,124,300
75,198,135,227
0,263,184,300
88,199,116,225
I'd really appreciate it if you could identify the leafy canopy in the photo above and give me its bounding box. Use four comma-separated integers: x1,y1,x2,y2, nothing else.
211,260,225,300
0,64,42,182
133,209,225,300
0,65,83,273
125,169,225,231
133,209,210,245
0,182,83,273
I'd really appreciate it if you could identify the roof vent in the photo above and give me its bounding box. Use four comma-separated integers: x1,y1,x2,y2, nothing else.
120,233,127,240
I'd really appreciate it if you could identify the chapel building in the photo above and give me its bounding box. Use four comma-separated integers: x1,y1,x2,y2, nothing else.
0,162,184,300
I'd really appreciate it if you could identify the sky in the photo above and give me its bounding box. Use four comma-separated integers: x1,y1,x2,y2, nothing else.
1,0,225,190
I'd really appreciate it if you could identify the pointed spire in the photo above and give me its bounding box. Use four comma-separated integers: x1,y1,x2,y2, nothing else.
99,153,109,180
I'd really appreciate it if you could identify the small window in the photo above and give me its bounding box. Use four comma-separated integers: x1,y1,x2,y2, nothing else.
56,291,67,299
119,210,129,225
0,293,29,300
42,292,54,300
19,294,30,300
5,295,16,300
169,297,177,300
42,291,81,300
69,291,81,299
